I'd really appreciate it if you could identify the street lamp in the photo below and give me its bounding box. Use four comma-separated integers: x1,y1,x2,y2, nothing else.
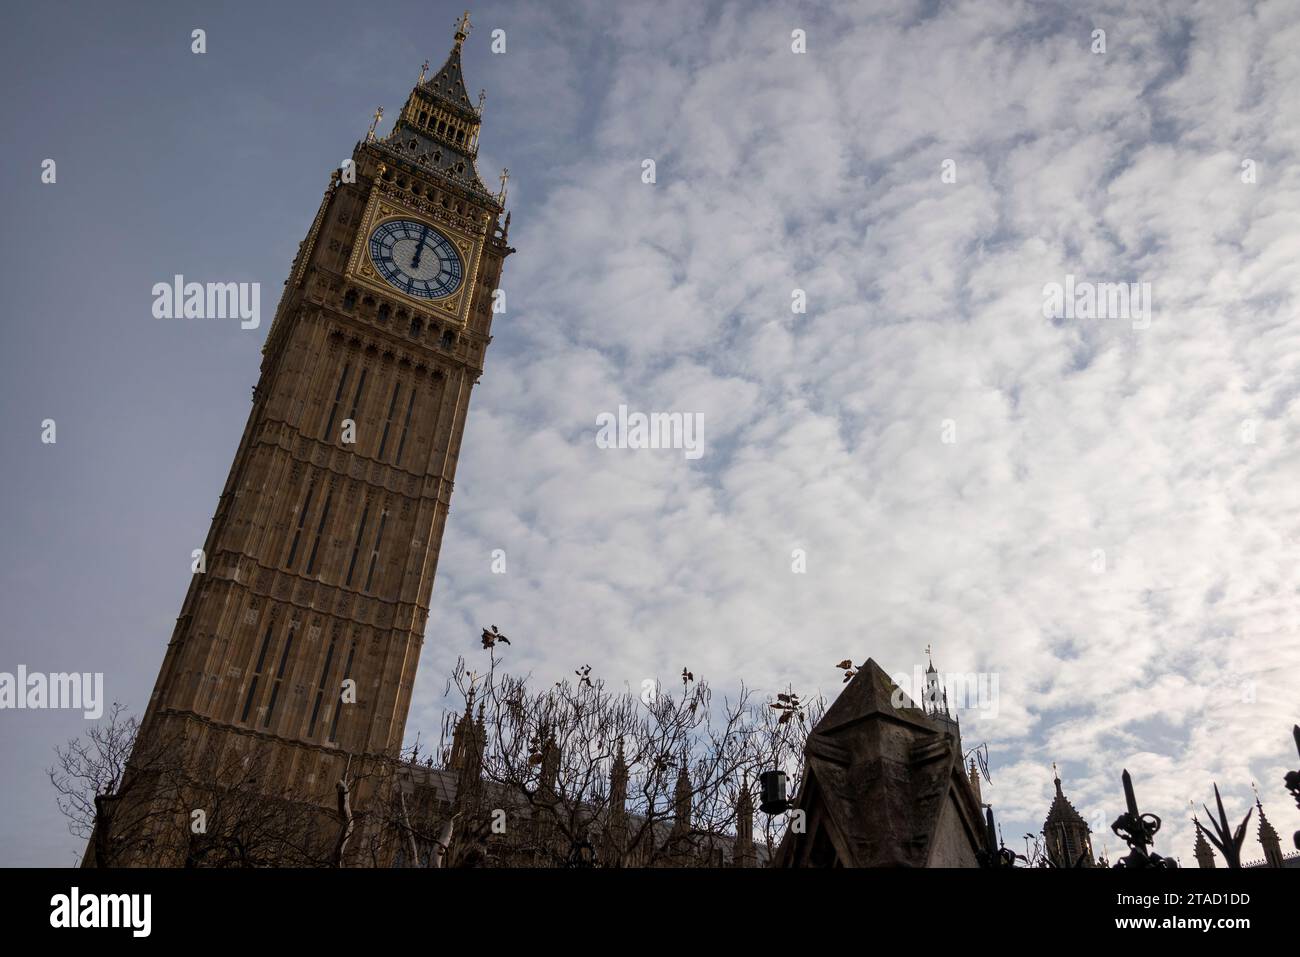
759,770,789,815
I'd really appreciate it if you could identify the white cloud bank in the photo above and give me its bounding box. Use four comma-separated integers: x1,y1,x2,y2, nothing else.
415,0,1300,863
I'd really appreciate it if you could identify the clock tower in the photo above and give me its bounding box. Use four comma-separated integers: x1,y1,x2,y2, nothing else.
115,17,512,863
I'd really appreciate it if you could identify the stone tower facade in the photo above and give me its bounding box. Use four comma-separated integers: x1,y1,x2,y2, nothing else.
114,19,511,863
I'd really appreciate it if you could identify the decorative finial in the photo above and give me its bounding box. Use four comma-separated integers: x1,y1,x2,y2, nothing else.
367,106,384,142
477,89,486,114
419,59,430,84
455,10,472,47
497,167,509,205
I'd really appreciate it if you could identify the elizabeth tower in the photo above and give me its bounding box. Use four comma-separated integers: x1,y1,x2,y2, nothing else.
125,16,511,855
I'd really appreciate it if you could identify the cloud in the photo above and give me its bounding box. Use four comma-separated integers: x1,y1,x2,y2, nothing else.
409,0,1300,864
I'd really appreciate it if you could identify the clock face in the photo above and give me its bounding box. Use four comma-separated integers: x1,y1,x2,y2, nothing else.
368,219,463,299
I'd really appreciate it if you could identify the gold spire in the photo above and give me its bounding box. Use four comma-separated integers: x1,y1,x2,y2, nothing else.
366,106,384,142
454,10,472,48
418,59,429,84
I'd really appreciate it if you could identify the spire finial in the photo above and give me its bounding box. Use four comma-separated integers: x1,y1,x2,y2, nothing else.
477,89,486,114
419,59,430,84
497,167,509,205
366,106,384,142
455,10,472,48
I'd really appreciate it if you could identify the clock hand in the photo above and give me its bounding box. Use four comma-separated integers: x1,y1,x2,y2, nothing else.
411,226,429,270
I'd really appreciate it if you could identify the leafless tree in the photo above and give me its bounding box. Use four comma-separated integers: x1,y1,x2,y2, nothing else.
412,635,823,868
50,704,376,867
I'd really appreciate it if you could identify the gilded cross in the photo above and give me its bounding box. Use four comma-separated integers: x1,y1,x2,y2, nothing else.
419,59,429,83
497,167,509,204
456,10,472,39
366,106,384,142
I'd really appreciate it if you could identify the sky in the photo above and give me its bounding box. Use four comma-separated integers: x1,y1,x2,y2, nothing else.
2,0,1298,867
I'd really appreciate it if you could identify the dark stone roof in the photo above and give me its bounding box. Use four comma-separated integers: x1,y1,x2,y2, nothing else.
372,43,494,203
374,123,494,201
422,47,477,118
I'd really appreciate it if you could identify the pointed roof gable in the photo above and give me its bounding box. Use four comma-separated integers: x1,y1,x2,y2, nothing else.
774,659,984,867
422,44,478,117
816,657,930,734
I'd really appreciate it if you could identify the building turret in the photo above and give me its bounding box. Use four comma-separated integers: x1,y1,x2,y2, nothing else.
1042,768,1095,867
602,739,629,866
921,655,961,752
1192,815,1216,868
671,762,693,839
1254,790,1284,868
529,727,561,864
451,696,485,818
733,777,757,868
447,692,482,772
